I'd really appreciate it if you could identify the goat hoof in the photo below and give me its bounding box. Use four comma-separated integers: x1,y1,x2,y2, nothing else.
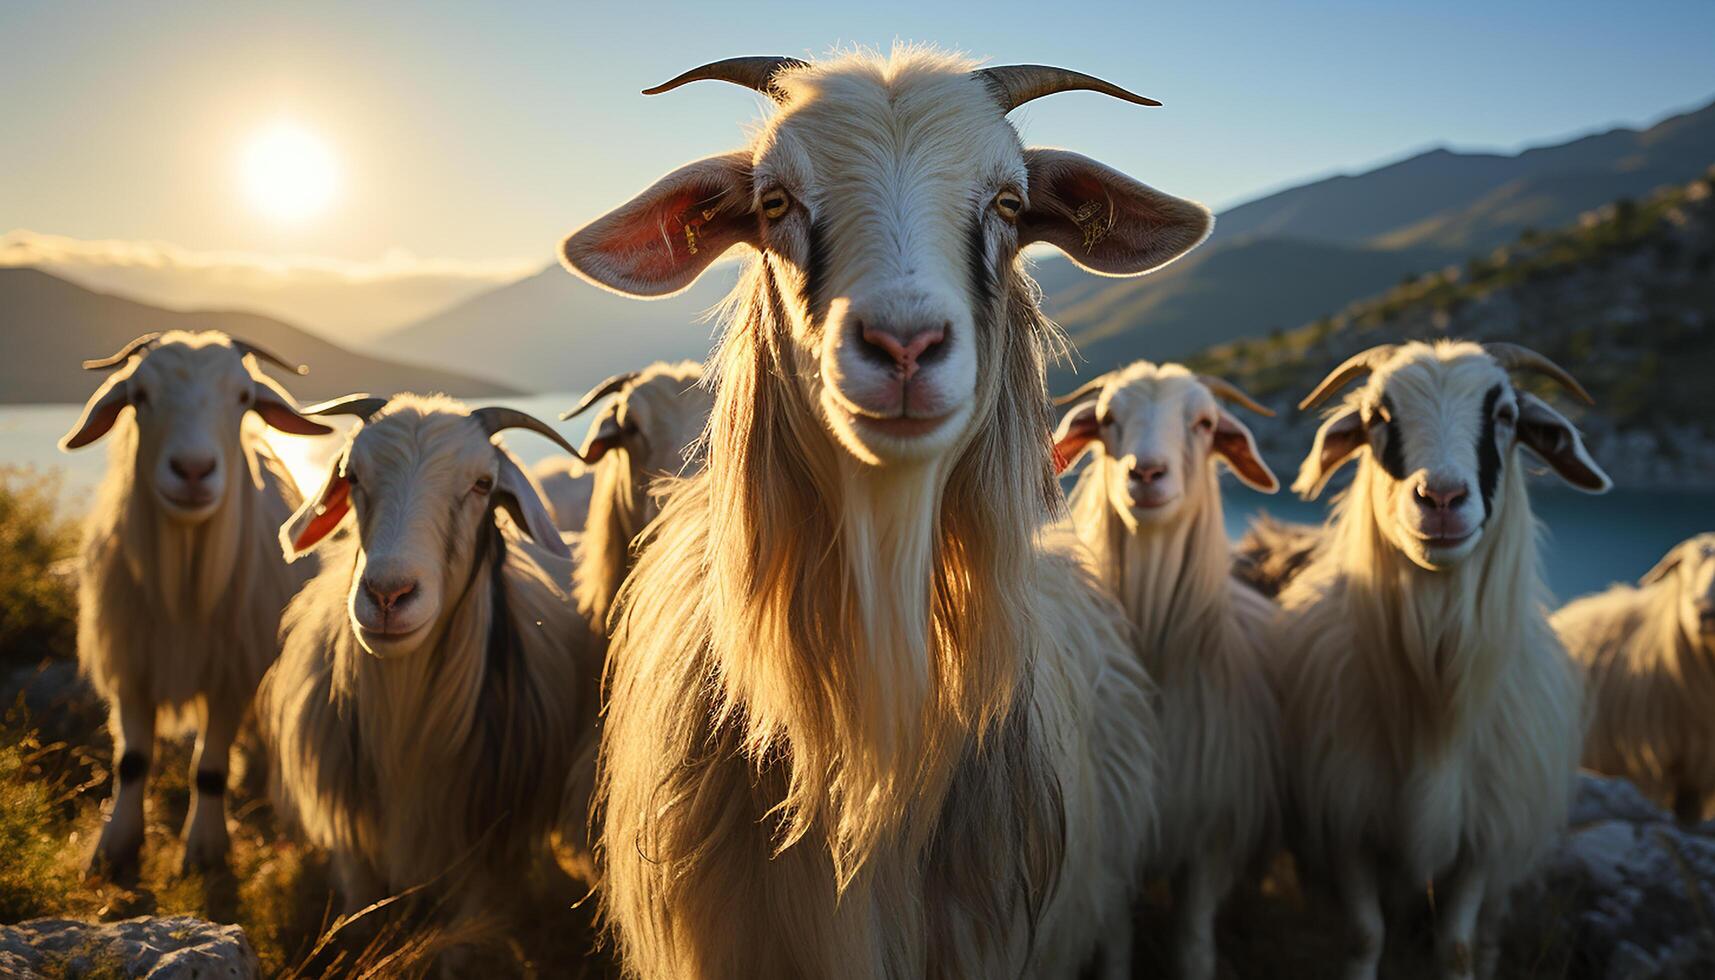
88,840,142,887
179,835,230,877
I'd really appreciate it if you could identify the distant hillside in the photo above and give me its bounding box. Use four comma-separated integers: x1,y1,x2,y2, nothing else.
1043,95,1715,388
375,264,734,395
0,268,517,405
1186,168,1715,488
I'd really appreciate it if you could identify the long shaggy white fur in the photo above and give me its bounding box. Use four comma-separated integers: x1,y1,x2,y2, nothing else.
577,47,1184,980
1555,533,1715,822
260,396,597,925
1276,341,1589,979
66,330,319,877
1061,362,1281,980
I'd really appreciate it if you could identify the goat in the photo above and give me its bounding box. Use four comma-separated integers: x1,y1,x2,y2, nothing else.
557,48,1214,979
559,360,711,630
1053,361,1281,980
531,455,593,533
259,394,598,928
1555,532,1715,822
59,330,331,879
1274,340,1610,979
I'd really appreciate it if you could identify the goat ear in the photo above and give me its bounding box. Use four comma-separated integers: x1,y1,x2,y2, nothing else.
251,374,335,436
1212,409,1279,493
1052,400,1102,474
1516,393,1611,494
1292,406,1366,500
580,409,628,465
560,151,756,298
60,373,132,451
1021,148,1212,277
1639,539,1689,587
281,451,352,561
494,451,572,560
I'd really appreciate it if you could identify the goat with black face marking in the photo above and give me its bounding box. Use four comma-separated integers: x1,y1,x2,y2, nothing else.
560,47,1209,979
1555,533,1715,823
1276,340,1610,980
258,394,598,929
60,330,331,880
1053,361,1282,980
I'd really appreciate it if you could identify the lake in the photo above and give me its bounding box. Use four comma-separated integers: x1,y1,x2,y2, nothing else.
3,399,1709,604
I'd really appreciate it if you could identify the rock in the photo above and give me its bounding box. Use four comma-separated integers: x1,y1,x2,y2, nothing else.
0,916,258,979
1535,774,1715,979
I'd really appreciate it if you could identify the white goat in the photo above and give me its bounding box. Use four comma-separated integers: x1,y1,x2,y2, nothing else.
1276,340,1611,979
260,394,598,926
1555,532,1715,822
558,361,712,630
559,48,1212,979
531,455,593,533
1053,361,1282,980
59,330,332,879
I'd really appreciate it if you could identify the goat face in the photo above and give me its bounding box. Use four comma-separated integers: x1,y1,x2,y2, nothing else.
561,49,1211,469
1054,363,1277,527
1294,342,1611,571
1642,533,1715,647
280,397,570,658
573,363,711,522
60,331,330,524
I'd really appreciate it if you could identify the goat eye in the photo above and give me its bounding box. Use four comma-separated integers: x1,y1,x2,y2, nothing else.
993,190,1024,221
130,389,149,407
1496,405,1517,425
238,390,252,406
1196,417,1215,433
760,189,792,220
472,475,494,495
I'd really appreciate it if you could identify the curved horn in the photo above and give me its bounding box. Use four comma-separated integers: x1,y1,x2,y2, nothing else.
1051,372,1114,407
233,339,308,376
643,56,809,102
975,65,1161,114
1297,345,1399,412
471,407,584,461
560,371,641,420
1484,342,1595,406
300,394,390,421
1199,376,1275,417
82,332,162,371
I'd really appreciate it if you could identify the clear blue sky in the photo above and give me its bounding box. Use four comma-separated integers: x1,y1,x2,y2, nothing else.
3,0,1711,267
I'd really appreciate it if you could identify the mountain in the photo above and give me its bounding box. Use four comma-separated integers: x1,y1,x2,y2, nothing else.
376,263,737,395
1037,95,1715,387
1186,168,1715,487
377,97,1715,397
0,268,517,405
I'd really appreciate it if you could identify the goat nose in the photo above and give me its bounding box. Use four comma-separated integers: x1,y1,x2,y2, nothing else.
364,578,417,613
1131,460,1169,485
169,456,217,482
858,321,948,379
1414,480,1469,512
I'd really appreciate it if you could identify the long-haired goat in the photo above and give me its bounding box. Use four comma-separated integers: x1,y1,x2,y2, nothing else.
59,330,332,879
558,360,711,630
1053,361,1281,980
531,455,594,533
1275,340,1610,979
1555,532,1715,823
557,48,1213,979
259,394,597,926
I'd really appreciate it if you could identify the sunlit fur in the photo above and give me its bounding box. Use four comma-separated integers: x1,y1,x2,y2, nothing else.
1065,363,1280,980
596,48,1158,980
260,396,596,925
1277,342,1582,979
1556,533,1715,822
572,360,712,632
533,455,593,532
74,331,314,873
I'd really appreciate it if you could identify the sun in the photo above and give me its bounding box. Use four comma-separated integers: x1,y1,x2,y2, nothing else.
240,121,339,224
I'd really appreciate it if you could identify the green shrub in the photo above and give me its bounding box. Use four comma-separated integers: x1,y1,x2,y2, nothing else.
0,467,78,668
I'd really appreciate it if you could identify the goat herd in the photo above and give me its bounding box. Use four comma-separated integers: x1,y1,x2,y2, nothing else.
50,50,1715,980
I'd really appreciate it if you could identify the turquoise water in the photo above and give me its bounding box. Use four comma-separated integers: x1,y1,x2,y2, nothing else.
1222,484,1712,602
3,402,1707,605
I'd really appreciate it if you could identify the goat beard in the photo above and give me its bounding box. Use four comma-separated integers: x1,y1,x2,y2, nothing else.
699,261,1059,887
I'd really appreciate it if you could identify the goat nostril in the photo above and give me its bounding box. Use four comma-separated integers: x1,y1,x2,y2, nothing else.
365,579,416,612
169,457,216,482
859,323,948,377
1132,463,1168,485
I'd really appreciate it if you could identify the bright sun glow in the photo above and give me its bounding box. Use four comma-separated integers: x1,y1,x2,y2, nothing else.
240,121,339,224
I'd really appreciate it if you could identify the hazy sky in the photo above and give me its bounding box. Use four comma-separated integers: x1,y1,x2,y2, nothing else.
4,0,1712,269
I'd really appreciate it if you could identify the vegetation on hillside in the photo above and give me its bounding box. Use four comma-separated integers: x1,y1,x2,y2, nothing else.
1188,166,1715,485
